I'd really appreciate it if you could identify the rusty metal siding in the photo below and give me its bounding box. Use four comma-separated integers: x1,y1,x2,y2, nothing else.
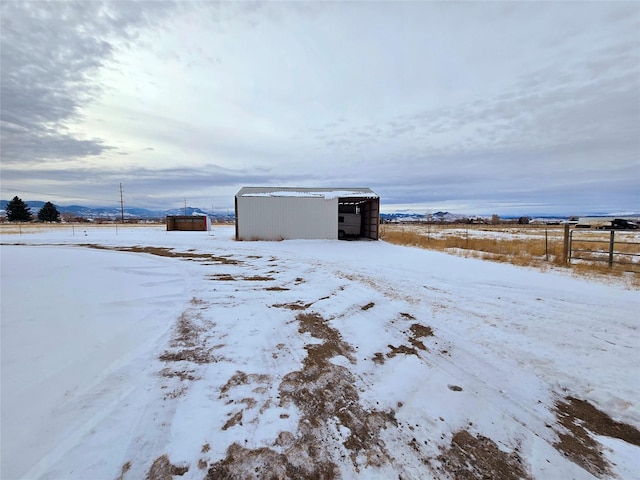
236,196,338,240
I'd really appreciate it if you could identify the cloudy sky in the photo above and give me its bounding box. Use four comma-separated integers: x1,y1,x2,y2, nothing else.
1,1,638,215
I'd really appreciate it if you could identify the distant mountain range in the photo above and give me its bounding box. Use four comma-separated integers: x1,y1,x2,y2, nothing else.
379,212,572,223
2,200,636,222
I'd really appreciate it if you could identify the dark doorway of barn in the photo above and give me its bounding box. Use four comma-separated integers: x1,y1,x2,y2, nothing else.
337,197,379,240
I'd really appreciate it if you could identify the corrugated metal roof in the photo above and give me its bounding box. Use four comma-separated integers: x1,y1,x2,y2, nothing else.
236,187,378,199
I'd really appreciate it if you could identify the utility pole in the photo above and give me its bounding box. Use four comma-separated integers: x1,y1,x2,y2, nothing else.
119,183,125,223
184,198,187,215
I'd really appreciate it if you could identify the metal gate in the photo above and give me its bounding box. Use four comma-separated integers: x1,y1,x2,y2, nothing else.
569,229,640,271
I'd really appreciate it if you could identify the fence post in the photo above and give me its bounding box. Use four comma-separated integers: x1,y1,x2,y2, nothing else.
545,228,549,261
608,230,615,267
562,224,570,263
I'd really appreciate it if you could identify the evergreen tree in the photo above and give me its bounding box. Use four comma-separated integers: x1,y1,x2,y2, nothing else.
37,201,61,222
6,196,32,222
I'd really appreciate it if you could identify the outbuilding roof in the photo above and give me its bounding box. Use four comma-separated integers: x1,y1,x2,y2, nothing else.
236,187,378,199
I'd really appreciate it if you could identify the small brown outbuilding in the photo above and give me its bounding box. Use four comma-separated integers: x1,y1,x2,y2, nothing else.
166,215,211,231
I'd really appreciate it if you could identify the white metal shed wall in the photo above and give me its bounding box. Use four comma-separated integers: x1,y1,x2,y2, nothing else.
236,196,338,240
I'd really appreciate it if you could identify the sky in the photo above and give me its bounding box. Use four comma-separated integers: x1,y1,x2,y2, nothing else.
1,1,639,216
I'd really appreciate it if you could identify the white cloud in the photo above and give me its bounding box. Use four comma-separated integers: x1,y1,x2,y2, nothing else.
1,1,638,215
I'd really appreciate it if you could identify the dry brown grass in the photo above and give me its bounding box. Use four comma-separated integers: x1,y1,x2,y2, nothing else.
380,224,639,285
381,225,565,265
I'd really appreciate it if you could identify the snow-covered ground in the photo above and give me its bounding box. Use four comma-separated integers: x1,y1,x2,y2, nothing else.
1,225,639,480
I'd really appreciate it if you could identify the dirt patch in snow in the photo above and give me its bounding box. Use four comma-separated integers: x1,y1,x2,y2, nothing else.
374,322,434,364
81,245,242,265
159,348,216,364
207,311,398,478
372,352,386,365
410,323,433,339
116,461,131,480
208,273,236,281
409,323,433,351
206,442,338,480
146,454,188,480
553,396,640,477
208,274,275,282
272,301,314,310
160,367,197,381
159,311,221,365
436,430,532,480
386,344,418,358
222,411,244,431
243,275,275,281
280,312,397,461
219,371,272,397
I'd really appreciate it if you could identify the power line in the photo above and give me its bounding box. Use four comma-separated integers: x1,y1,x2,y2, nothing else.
120,183,125,223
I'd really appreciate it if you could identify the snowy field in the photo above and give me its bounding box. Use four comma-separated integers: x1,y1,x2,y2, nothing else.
1,225,639,480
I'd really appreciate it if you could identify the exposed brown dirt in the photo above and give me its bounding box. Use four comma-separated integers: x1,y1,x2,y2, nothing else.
279,312,396,466
146,454,188,480
173,313,201,347
410,323,434,338
409,323,433,351
372,352,386,365
208,311,397,478
375,322,434,363
241,397,257,408
208,273,236,281
361,302,375,310
222,411,243,431
115,461,131,480
159,312,220,365
386,344,418,358
553,396,640,477
207,274,276,282
162,385,188,400
272,301,314,310
206,442,338,480
219,371,271,397
436,430,532,480
159,348,216,364
80,245,242,264
159,367,197,381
